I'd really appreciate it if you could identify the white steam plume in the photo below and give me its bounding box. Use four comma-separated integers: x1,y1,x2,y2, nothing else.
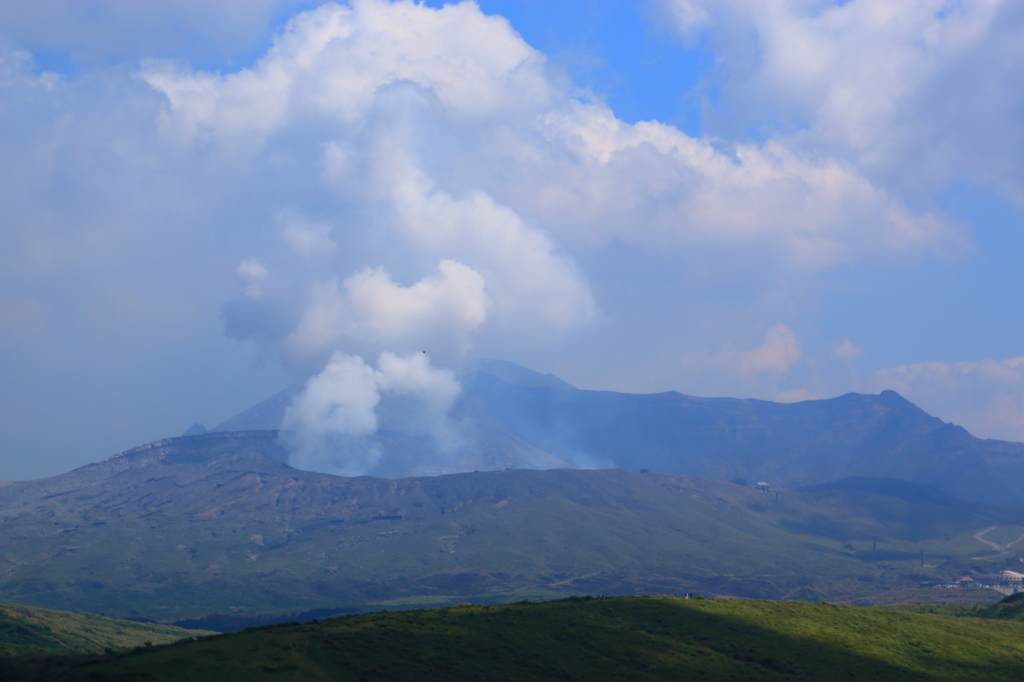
285,259,489,365
282,351,461,476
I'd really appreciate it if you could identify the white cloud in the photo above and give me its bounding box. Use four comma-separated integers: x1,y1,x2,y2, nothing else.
125,0,966,382
660,0,1024,204
281,351,382,475
374,350,462,436
139,0,553,142
732,324,802,377
285,351,380,436
832,337,863,360
676,324,803,398
281,213,336,258
236,259,269,298
130,1,600,372
520,110,963,265
138,0,963,269
382,166,597,340
285,259,488,363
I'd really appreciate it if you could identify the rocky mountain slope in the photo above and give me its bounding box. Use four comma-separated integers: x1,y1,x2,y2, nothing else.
0,435,1015,621
462,371,1024,506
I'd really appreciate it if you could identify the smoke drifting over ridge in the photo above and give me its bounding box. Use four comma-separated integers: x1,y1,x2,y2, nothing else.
282,351,463,476
198,1,598,474
179,0,960,474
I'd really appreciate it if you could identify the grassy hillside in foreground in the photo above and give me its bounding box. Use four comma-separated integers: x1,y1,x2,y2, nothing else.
0,601,211,657
5,597,1024,682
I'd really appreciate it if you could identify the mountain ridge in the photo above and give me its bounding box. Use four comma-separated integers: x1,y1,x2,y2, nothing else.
459,368,1024,506
187,361,1024,505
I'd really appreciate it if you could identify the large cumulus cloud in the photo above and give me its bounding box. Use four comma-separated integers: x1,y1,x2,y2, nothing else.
661,0,1024,204
1,0,1019,478
140,0,965,390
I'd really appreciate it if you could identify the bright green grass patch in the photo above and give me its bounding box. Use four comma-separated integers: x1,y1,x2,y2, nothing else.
6,596,1024,681
0,601,213,656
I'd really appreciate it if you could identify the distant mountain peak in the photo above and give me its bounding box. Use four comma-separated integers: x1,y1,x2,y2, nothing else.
211,387,297,432
182,423,208,437
878,389,913,404
464,359,575,390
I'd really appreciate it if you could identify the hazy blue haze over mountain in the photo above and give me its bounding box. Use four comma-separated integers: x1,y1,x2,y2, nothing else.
205,362,1024,506
461,371,1024,507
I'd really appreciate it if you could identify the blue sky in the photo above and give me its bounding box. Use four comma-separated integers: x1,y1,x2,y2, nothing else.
2,0,1024,479
470,0,709,132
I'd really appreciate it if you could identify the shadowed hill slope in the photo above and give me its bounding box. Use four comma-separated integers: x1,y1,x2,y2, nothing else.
800,477,967,507
7,597,1024,681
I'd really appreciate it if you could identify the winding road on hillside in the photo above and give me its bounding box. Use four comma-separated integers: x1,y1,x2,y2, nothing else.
975,524,1001,550
971,520,1024,559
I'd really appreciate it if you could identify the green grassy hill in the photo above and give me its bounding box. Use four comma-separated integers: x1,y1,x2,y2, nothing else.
5,596,1024,681
0,601,210,657
975,591,1024,620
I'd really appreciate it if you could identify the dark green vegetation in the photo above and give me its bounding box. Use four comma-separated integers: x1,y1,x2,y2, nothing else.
6,596,1024,681
214,360,1024,505
0,601,208,657
894,591,1024,622
976,591,1024,620
0,436,1013,622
